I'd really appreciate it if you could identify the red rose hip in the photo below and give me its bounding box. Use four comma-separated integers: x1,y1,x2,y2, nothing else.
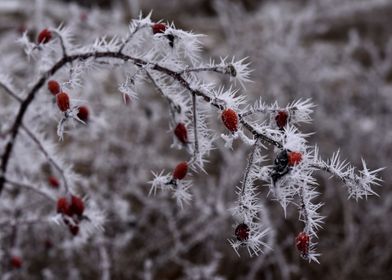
56,92,70,112
295,232,310,255
221,108,238,132
288,151,302,166
37,28,52,44
174,123,188,144
152,23,167,34
57,195,84,217
173,161,188,180
47,80,60,95
48,176,60,188
77,106,89,123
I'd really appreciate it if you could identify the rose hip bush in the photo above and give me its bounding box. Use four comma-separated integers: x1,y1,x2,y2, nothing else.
0,2,385,279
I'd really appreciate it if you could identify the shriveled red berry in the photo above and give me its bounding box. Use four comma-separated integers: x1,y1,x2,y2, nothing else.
37,28,52,44
173,161,188,180
221,108,238,132
48,176,60,188
275,110,288,129
235,223,250,241
10,256,22,269
47,80,60,95
57,195,84,217
69,224,80,236
152,23,167,34
56,92,70,112
288,151,302,166
77,106,89,123
174,123,188,144
295,232,310,255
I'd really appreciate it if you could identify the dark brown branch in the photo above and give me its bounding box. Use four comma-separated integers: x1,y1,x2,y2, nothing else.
0,51,282,195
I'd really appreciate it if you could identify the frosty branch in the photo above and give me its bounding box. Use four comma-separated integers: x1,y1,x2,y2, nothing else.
0,13,383,265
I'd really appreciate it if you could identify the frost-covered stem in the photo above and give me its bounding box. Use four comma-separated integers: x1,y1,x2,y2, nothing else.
240,138,259,196
191,93,199,164
99,243,111,280
0,51,281,195
298,185,310,233
118,22,146,54
241,108,270,117
0,217,51,227
180,65,230,75
311,159,382,198
145,70,181,114
239,114,283,148
0,81,22,103
3,177,56,202
21,124,70,193
54,30,68,58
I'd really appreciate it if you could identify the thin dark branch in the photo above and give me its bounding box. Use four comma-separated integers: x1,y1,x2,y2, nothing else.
4,177,56,202
145,70,181,115
191,93,199,164
0,81,22,103
118,24,147,54
0,50,282,195
21,124,70,193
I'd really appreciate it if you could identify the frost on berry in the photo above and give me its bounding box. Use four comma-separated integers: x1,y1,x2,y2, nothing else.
77,106,89,123
56,92,70,112
152,23,167,34
221,108,238,132
174,123,188,144
173,161,188,180
288,151,302,166
37,28,52,44
47,80,60,95
48,176,60,188
235,223,250,242
275,110,288,129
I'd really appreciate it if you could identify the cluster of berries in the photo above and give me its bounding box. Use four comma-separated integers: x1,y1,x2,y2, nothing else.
56,195,85,236
47,80,89,122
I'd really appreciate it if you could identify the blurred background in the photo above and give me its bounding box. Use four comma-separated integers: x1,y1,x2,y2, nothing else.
0,0,391,279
